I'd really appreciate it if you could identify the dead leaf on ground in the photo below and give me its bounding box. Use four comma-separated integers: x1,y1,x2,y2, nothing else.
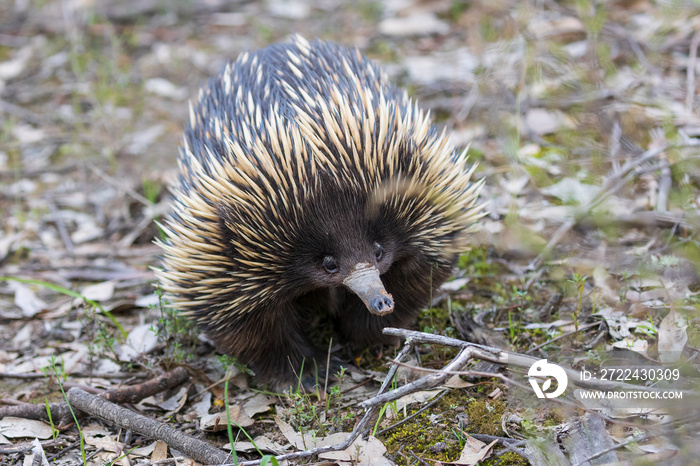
201,405,255,431
230,435,289,454
657,308,688,363
447,437,497,465
274,415,392,464
151,440,168,461
80,280,116,301
10,281,48,318
0,417,54,440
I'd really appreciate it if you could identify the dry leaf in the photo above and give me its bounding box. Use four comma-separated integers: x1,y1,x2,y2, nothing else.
151,440,168,461
10,282,48,318
320,435,391,465
83,424,124,453
144,78,188,100
159,386,189,415
129,441,157,457
135,292,160,308
80,281,115,301
0,42,33,80
230,435,288,454
657,308,688,363
274,416,391,464
10,325,34,350
445,374,474,389
242,393,274,417
562,415,618,464
126,124,167,153
379,13,449,37
595,307,650,339
0,233,23,262
449,437,497,465
274,415,313,449
0,417,54,439
393,389,443,415
541,178,601,205
442,277,469,291
27,438,49,466
201,405,254,431
116,324,159,361
191,390,212,418
525,108,569,135
611,338,649,353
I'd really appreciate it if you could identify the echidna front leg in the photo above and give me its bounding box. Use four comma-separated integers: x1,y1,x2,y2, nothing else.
206,303,325,391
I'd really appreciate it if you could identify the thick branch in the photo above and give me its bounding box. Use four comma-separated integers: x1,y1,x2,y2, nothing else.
0,367,189,423
67,388,232,465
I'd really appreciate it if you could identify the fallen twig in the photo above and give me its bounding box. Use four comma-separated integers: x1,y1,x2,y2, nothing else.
379,327,695,395
102,366,189,404
360,345,478,409
0,367,188,423
0,438,70,455
68,387,232,465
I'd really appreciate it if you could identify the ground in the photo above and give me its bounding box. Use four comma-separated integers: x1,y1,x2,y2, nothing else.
1,0,700,465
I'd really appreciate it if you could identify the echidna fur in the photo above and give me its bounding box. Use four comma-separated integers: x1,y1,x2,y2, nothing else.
155,35,485,390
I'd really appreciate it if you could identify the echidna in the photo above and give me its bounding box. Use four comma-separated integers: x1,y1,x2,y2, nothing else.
155,35,484,390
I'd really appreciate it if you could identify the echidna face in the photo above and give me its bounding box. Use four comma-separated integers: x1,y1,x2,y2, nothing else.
294,205,397,316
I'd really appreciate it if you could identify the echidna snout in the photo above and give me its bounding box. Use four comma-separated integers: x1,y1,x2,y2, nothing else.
343,263,395,316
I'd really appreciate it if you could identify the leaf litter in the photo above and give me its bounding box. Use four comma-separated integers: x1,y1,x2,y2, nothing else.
1,0,700,465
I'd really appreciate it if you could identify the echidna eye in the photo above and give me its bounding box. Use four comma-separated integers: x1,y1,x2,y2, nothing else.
374,243,384,262
323,256,339,274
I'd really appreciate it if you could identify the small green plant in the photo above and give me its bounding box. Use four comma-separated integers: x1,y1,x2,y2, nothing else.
372,373,399,436
451,427,467,449
372,402,392,437
151,287,199,367
448,0,469,23
287,387,328,440
44,399,59,439
513,285,528,303
222,366,271,463
282,366,355,441
49,355,87,465
458,246,496,276
641,315,658,336
357,0,382,21
142,178,164,237
82,305,122,368
224,375,239,466
142,177,162,201
568,273,587,331
508,311,520,345
618,271,632,302
324,366,346,417
260,456,280,465
218,354,254,377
